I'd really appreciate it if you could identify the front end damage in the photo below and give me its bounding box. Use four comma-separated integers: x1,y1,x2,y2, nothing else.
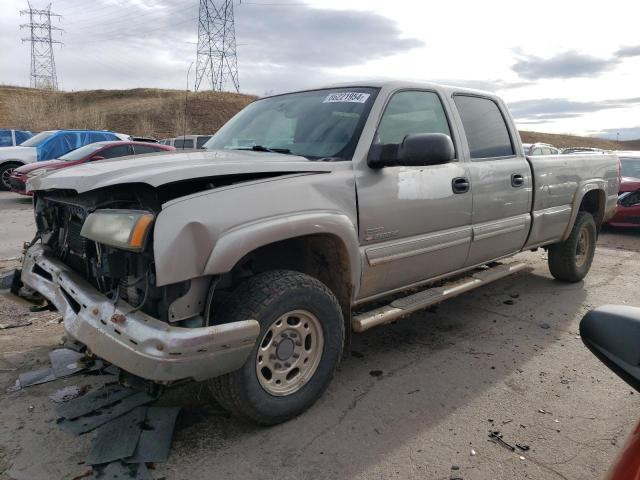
21,188,259,383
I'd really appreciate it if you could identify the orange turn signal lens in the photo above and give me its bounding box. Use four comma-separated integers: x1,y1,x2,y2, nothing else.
129,213,154,249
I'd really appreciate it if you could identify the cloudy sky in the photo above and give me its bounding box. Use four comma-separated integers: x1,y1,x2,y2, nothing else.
1,0,640,139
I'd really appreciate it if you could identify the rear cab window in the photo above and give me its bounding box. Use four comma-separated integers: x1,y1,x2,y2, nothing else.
196,136,212,149
174,139,194,149
453,95,514,159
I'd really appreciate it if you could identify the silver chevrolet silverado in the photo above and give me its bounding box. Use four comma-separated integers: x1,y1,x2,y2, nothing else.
21,81,619,425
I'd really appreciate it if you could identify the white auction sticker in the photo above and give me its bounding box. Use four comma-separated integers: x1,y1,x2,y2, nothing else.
323,92,371,103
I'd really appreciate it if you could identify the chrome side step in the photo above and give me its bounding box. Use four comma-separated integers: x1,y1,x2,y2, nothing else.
352,261,531,332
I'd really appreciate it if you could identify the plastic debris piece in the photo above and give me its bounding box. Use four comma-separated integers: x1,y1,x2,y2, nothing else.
49,348,87,378
124,407,181,464
519,456,525,460
49,385,89,404
92,460,152,480
470,449,476,456
18,367,57,388
87,407,146,465
57,392,155,436
56,384,136,420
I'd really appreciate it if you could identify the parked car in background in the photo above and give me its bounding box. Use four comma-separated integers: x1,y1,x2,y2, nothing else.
0,130,130,190
580,305,640,480
562,147,608,155
607,152,640,227
0,129,33,147
159,134,212,149
522,142,561,155
9,141,175,195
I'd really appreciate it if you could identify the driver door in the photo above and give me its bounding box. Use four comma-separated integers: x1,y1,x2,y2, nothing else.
355,90,473,299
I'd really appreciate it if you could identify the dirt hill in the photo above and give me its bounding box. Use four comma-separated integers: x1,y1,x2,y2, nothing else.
0,86,256,139
1,86,638,148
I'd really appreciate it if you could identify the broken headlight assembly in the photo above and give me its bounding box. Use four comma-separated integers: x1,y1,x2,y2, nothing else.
80,209,154,252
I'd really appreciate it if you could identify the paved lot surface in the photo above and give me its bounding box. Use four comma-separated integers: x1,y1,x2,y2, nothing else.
0,194,639,480
0,192,34,260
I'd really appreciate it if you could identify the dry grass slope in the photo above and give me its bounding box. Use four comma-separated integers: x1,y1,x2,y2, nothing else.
1,86,638,148
0,86,256,139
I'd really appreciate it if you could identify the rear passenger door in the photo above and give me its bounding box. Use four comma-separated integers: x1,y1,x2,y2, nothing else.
451,94,532,266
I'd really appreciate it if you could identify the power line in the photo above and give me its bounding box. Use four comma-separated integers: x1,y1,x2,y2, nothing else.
195,0,239,93
20,2,63,90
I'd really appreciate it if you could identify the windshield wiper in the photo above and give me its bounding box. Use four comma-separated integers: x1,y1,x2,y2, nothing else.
234,145,292,154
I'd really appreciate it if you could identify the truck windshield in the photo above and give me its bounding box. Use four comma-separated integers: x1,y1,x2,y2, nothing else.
20,130,56,147
204,87,379,160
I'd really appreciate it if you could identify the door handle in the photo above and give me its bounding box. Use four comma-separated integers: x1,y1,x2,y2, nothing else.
511,174,524,187
452,177,470,194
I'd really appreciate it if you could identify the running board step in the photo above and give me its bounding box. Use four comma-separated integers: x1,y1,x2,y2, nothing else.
352,261,531,332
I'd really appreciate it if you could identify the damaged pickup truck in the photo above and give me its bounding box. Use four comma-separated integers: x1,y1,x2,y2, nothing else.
21,81,619,425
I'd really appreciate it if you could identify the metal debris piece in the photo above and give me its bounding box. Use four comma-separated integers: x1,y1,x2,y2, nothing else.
0,317,32,329
87,407,146,465
515,443,530,452
49,348,87,378
49,385,89,404
488,431,516,451
125,407,181,464
92,461,152,480
57,392,155,435
18,367,57,388
56,384,136,420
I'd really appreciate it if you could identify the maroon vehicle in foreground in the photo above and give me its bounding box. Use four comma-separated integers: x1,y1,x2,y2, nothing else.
9,141,175,195
608,153,640,228
580,306,640,480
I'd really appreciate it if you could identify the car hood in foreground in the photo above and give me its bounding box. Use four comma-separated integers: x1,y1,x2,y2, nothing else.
28,149,340,194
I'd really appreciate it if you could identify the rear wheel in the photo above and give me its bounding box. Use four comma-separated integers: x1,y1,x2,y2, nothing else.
0,162,21,191
548,211,597,282
207,270,344,425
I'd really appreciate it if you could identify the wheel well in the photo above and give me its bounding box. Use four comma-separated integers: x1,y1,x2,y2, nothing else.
222,234,354,346
579,189,606,228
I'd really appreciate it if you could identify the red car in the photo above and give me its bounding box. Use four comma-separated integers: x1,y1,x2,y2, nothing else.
9,140,175,195
608,154,640,227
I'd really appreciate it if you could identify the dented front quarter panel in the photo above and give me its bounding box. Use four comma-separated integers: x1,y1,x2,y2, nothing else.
153,165,361,295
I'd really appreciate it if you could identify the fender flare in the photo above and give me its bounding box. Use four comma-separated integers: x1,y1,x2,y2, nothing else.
561,180,606,241
203,211,362,298
0,159,26,167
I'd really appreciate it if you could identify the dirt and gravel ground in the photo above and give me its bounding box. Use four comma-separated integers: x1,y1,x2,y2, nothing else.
0,191,638,480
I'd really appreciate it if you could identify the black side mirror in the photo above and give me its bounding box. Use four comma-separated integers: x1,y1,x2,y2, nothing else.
580,305,640,392
368,133,455,168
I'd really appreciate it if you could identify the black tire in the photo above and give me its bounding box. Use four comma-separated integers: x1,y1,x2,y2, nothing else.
548,211,597,282
0,162,21,191
207,270,345,425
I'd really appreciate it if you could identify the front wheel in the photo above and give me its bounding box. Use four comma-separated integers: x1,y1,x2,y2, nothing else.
207,270,345,425
548,211,597,282
0,162,21,191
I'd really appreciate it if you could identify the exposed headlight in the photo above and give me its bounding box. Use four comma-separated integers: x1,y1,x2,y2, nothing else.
80,209,154,252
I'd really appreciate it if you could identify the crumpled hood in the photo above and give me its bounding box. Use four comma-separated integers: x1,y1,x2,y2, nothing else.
0,146,36,163
28,149,338,193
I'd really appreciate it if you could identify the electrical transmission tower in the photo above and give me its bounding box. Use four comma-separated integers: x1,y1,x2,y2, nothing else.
195,0,240,93
20,2,63,90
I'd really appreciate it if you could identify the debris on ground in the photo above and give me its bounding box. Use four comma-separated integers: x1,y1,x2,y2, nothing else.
369,370,383,377
17,367,57,388
87,407,147,465
0,316,32,329
49,348,87,378
92,460,152,480
49,385,90,404
470,449,476,456
515,443,530,452
487,430,515,451
540,323,551,329
503,299,515,305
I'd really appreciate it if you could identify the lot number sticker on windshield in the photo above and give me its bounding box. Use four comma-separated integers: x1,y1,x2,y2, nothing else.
323,92,371,103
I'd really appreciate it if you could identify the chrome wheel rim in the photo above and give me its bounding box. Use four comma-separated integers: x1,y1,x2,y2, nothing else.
1,168,13,188
575,228,590,267
255,309,324,396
